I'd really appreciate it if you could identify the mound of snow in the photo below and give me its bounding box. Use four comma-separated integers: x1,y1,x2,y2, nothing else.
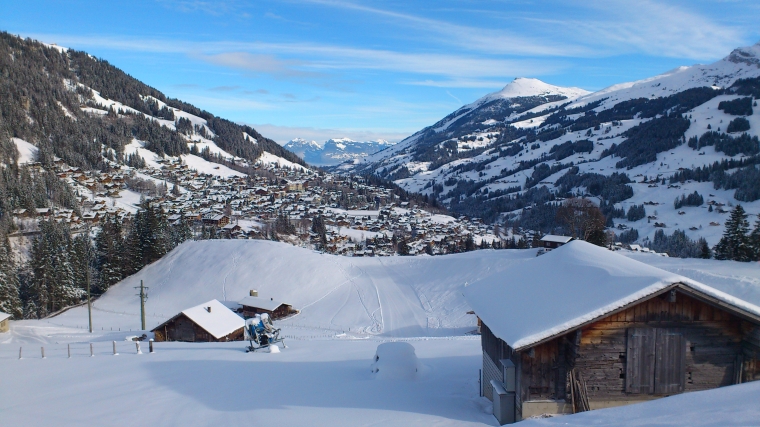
371,342,418,380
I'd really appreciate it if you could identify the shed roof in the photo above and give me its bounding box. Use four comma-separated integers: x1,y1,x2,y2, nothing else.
157,299,244,339
465,240,760,351
540,234,573,244
238,296,288,311
0,311,10,323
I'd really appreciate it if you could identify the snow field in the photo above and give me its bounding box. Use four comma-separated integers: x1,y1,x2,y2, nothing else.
0,338,493,427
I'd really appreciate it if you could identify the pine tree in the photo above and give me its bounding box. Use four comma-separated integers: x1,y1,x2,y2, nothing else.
749,214,760,261
95,215,124,290
713,205,752,261
0,236,22,318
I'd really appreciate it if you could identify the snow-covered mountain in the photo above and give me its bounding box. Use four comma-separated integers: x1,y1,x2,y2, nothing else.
0,33,306,176
285,137,395,166
337,42,760,247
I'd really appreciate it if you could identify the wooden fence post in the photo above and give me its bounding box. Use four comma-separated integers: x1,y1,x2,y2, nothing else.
18,346,22,359
136,342,142,354
113,341,118,355
41,347,45,359
90,343,94,357
149,339,154,353
68,344,71,358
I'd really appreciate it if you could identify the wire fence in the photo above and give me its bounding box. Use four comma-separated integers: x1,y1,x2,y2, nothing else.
0,340,154,360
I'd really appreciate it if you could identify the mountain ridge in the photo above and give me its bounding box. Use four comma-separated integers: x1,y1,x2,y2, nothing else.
335,41,760,247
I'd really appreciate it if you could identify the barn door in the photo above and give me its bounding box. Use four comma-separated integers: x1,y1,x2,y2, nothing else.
626,328,656,393
174,317,196,342
654,330,686,394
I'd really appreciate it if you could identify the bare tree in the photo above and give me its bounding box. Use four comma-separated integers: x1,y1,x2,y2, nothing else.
556,198,607,246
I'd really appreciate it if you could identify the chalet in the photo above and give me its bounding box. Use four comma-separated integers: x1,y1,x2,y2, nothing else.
0,311,10,333
202,214,230,227
465,241,760,424
238,293,295,320
539,234,573,249
152,299,245,342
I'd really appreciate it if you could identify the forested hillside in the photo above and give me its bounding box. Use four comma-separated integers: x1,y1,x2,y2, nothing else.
0,32,304,170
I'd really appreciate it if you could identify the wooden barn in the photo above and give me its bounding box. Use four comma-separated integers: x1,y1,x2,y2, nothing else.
539,234,573,250
152,299,245,342
0,311,10,333
238,294,295,320
465,241,760,424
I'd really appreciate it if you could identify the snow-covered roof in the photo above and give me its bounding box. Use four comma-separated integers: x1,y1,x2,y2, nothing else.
238,296,289,311
0,311,10,322
179,299,244,339
465,240,760,351
540,235,573,244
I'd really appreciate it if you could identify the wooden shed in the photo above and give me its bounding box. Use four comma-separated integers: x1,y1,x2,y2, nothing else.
152,299,244,342
539,234,573,249
238,295,295,320
466,241,760,424
0,311,10,333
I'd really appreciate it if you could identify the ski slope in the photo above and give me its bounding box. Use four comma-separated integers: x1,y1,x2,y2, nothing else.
49,240,536,336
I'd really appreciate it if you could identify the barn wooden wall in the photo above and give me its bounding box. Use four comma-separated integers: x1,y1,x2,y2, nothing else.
517,290,760,404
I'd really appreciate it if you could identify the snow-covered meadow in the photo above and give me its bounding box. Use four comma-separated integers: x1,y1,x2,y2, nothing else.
1,240,759,426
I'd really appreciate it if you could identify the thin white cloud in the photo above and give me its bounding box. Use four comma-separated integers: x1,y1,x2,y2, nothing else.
299,0,749,60
538,0,746,60
298,0,592,57
29,33,567,87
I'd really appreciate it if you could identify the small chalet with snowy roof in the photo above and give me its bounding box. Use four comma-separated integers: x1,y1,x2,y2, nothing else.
238,292,295,320
465,240,760,424
539,234,573,249
152,299,244,342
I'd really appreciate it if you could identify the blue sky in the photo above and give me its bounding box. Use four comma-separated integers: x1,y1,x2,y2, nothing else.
2,0,759,144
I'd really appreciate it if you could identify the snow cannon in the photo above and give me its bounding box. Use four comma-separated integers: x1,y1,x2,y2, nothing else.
370,342,419,380
244,313,285,353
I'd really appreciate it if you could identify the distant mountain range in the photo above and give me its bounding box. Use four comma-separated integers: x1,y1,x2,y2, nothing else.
285,138,395,166
336,43,760,246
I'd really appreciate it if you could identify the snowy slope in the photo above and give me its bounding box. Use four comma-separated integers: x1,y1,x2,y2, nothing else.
49,240,535,335
45,241,760,338
521,380,760,426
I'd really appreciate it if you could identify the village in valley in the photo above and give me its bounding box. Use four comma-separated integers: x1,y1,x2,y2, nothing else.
9,153,508,257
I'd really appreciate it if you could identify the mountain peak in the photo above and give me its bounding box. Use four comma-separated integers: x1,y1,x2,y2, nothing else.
474,78,590,107
725,41,760,67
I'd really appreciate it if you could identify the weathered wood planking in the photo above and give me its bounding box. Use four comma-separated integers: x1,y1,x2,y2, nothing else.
510,290,759,404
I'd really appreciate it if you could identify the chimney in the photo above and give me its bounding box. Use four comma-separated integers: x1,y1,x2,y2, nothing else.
250,290,258,297
271,297,273,301
206,306,211,313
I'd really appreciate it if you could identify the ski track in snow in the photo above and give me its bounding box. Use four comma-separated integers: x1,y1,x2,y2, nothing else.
221,254,239,301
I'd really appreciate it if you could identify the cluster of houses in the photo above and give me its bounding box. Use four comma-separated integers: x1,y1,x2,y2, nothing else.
12,155,507,256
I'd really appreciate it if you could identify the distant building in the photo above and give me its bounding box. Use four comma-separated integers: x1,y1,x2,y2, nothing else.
238,294,295,320
0,311,10,333
202,214,230,227
539,235,573,249
152,300,244,342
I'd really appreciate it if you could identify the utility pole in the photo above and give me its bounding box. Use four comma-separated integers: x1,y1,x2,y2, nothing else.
87,266,92,333
135,280,148,331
